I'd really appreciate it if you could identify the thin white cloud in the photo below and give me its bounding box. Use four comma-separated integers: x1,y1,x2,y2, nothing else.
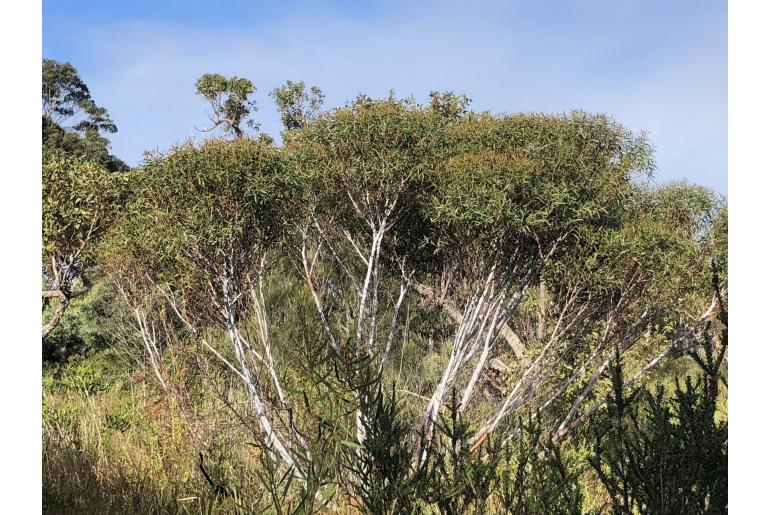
52,0,726,192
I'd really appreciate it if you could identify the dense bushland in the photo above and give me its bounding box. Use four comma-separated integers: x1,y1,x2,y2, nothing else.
42,61,727,514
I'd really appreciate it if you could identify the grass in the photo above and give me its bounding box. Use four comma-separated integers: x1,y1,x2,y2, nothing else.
41,286,726,514
43,348,262,514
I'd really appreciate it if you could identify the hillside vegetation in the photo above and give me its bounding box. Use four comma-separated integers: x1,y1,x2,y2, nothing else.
42,62,727,514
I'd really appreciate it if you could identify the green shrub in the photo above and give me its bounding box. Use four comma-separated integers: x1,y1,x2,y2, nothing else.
589,339,727,514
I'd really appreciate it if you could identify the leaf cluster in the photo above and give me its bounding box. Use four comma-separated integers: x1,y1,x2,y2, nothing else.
43,152,127,276
195,74,259,137
288,96,447,230
270,80,325,131
427,111,653,255
105,138,304,322
42,58,117,134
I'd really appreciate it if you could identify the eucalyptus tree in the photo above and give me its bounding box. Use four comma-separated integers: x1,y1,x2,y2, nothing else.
634,180,727,289
470,181,726,449
270,80,325,131
42,58,127,171
43,58,117,135
109,138,307,473
287,95,448,443
414,111,655,455
195,73,259,138
42,152,126,338
97,216,171,391
428,90,471,121
407,95,526,359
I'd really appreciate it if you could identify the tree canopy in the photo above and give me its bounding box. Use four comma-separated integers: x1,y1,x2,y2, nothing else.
195,74,259,139
42,58,127,171
270,80,325,131
42,152,126,337
43,58,117,134
42,71,727,513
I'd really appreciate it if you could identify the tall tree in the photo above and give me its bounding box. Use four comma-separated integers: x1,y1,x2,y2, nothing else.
288,95,447,444
415,111,654,456
42,59,127,171
42,152,126,338
195,73,258,139
270,80,325,131
43,58,117,134
475,181,725,448
106,138,307,474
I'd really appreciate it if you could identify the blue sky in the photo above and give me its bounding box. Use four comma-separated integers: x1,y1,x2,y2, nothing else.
43,0,727,193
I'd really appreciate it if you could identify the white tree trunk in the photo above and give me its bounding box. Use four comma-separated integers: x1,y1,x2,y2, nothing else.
221,277,300,476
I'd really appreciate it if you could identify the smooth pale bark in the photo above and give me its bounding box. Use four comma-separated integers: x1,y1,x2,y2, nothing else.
349,224,388,445
551,345,673,443
417,268,538,464
459,278,534,411
356,225,385,355
469,309,567,453
551,297,719,443
470,294,640,452
221,277,300,476
42,296,70,339
379,282,408,376
303,193,403,448
553,354,613,439
537,279,548,341
248,271,310,456
130,305,167,390
42,283,91,338
112,282,168,390
411,282,528,362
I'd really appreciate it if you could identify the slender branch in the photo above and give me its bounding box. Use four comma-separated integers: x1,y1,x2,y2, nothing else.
42,297,70,338
379,281,407,376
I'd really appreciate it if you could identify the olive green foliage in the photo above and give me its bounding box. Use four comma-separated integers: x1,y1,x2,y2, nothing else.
42,152,127,333
544,190,704,324
43,58,117,134
545,182,724,339
633,181,727,292
589,339,727,513
289,96,445,230
711,207,728,277
428,90,471,121
195,74,259,138
543,181,724,320
524,182,726,452
270,80,325,131
42,58,127,171
43,154,126,269
43,276,122,363
635,181,724,241
42,58,128,339
429,112,652,249
106,138,304,331
43,116,128,172
42,76,727,513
